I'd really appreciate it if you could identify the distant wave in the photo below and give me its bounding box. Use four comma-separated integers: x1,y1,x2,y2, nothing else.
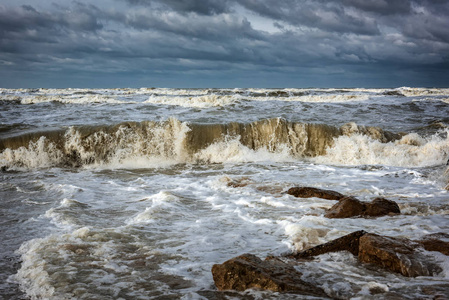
2,87,449,107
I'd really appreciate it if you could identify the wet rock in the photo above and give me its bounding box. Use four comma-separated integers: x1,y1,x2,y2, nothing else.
211,253,327,297
364,197,400,217
287,186,345,200
287,230,367,259
358,233,442,277
325,197,365,218
416,232,449,256
325,197,400,218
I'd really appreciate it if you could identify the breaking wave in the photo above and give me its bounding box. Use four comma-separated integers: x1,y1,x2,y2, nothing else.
1,118,447,170
314,131,449,167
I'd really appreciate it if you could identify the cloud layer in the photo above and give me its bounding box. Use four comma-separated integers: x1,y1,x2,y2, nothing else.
1,0,448,87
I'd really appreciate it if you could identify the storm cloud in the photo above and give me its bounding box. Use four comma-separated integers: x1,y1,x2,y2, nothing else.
0,0,448,87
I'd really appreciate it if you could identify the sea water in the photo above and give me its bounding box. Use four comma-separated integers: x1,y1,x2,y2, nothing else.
1,87,449,299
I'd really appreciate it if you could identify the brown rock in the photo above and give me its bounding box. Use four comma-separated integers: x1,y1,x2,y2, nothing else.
358,233,442,277
211,253,327,297
287,187,345,200
325,197,366,218
287,230,367,259
416,233,449,256
325,197,400,218
364,197,400,217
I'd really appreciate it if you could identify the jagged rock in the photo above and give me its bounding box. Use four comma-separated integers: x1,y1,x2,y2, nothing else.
416,233,449,255
358,233,442,277
211,253,327,297
286,230,367,259
287,187,345,200
325,197,400,218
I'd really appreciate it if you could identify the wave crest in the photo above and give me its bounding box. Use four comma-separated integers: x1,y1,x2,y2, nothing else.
2,118,444,169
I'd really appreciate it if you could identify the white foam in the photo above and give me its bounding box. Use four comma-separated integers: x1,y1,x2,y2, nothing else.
398,87,449,97
0,137,64,170
287,94,371,103
259,196,286,208
358,282,390,295
60,198,88,208
194,136,294,164
14,227,144,299
144,94,240,108
126,191,179,225
144,88,210,96
279,217,338,251
228,90,373,103
19,94,125,104
315,131,449,167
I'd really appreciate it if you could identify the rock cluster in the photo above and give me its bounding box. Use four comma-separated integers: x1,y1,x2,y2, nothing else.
325,197,400,218
283,230,446,277
212,231,448,295
212,186,447,297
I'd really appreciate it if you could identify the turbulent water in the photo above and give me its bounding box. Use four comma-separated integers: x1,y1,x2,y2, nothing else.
1,87,449,299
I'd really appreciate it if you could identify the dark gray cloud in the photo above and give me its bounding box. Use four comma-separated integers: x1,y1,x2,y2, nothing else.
343,0,412,15
236,0,381,35
122,0,231,15
0,0,448,88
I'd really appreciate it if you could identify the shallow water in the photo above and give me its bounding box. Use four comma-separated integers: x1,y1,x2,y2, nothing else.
1,87,449,299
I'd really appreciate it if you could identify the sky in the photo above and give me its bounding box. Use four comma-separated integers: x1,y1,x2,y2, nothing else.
0,0,448,88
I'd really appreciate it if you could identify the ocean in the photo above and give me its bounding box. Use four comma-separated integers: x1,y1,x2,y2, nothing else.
1,87,449,299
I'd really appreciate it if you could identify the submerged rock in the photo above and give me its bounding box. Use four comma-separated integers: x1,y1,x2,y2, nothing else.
287,186,345,200
358,233,442,277
416,232,449,255
211,253,328,297
325,197,400,218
